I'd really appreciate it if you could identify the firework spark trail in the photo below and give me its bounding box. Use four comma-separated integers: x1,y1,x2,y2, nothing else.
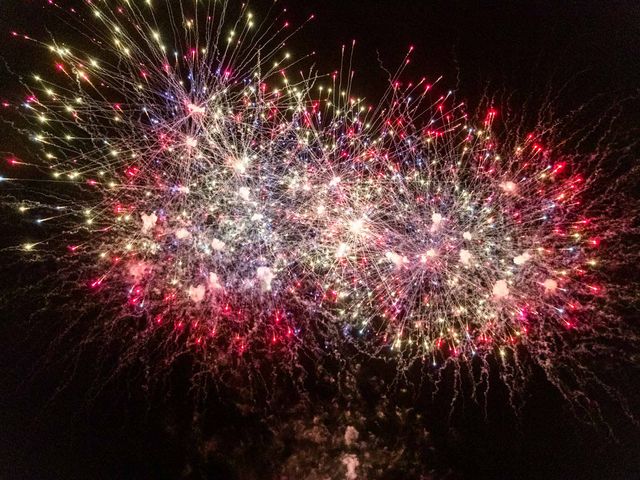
321,97,597,357
3,0,337,359
293,75,610,367
2,0,639,396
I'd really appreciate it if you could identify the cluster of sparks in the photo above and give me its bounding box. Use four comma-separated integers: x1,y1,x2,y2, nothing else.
1,0,623,371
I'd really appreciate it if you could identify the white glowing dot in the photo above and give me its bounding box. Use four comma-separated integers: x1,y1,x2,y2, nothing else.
238,186,250,201
336,243,349,258
208,272,223,290
492,280,509,299
349,218,365,234
211,238,226,251
459,249,472,265
513,252,531,265
141,212,157,233
501,181,517,193
175,228,190,239
256,266,275,291
543,278,558,292
385,251,407,268
188,284,206,303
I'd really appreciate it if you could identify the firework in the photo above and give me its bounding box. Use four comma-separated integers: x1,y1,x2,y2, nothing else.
2,1,638,385
316,90,602,362
3,0,335,361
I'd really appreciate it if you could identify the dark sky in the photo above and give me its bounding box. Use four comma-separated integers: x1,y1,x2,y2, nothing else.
1,1,639,479
295,1,639,105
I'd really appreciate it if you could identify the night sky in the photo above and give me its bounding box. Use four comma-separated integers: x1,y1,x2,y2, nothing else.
1,1,640,479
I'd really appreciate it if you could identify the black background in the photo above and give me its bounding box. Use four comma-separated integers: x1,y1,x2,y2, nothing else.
1,1,639,479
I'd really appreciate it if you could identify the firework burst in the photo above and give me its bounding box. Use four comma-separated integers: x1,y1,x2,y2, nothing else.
2,0,639,397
